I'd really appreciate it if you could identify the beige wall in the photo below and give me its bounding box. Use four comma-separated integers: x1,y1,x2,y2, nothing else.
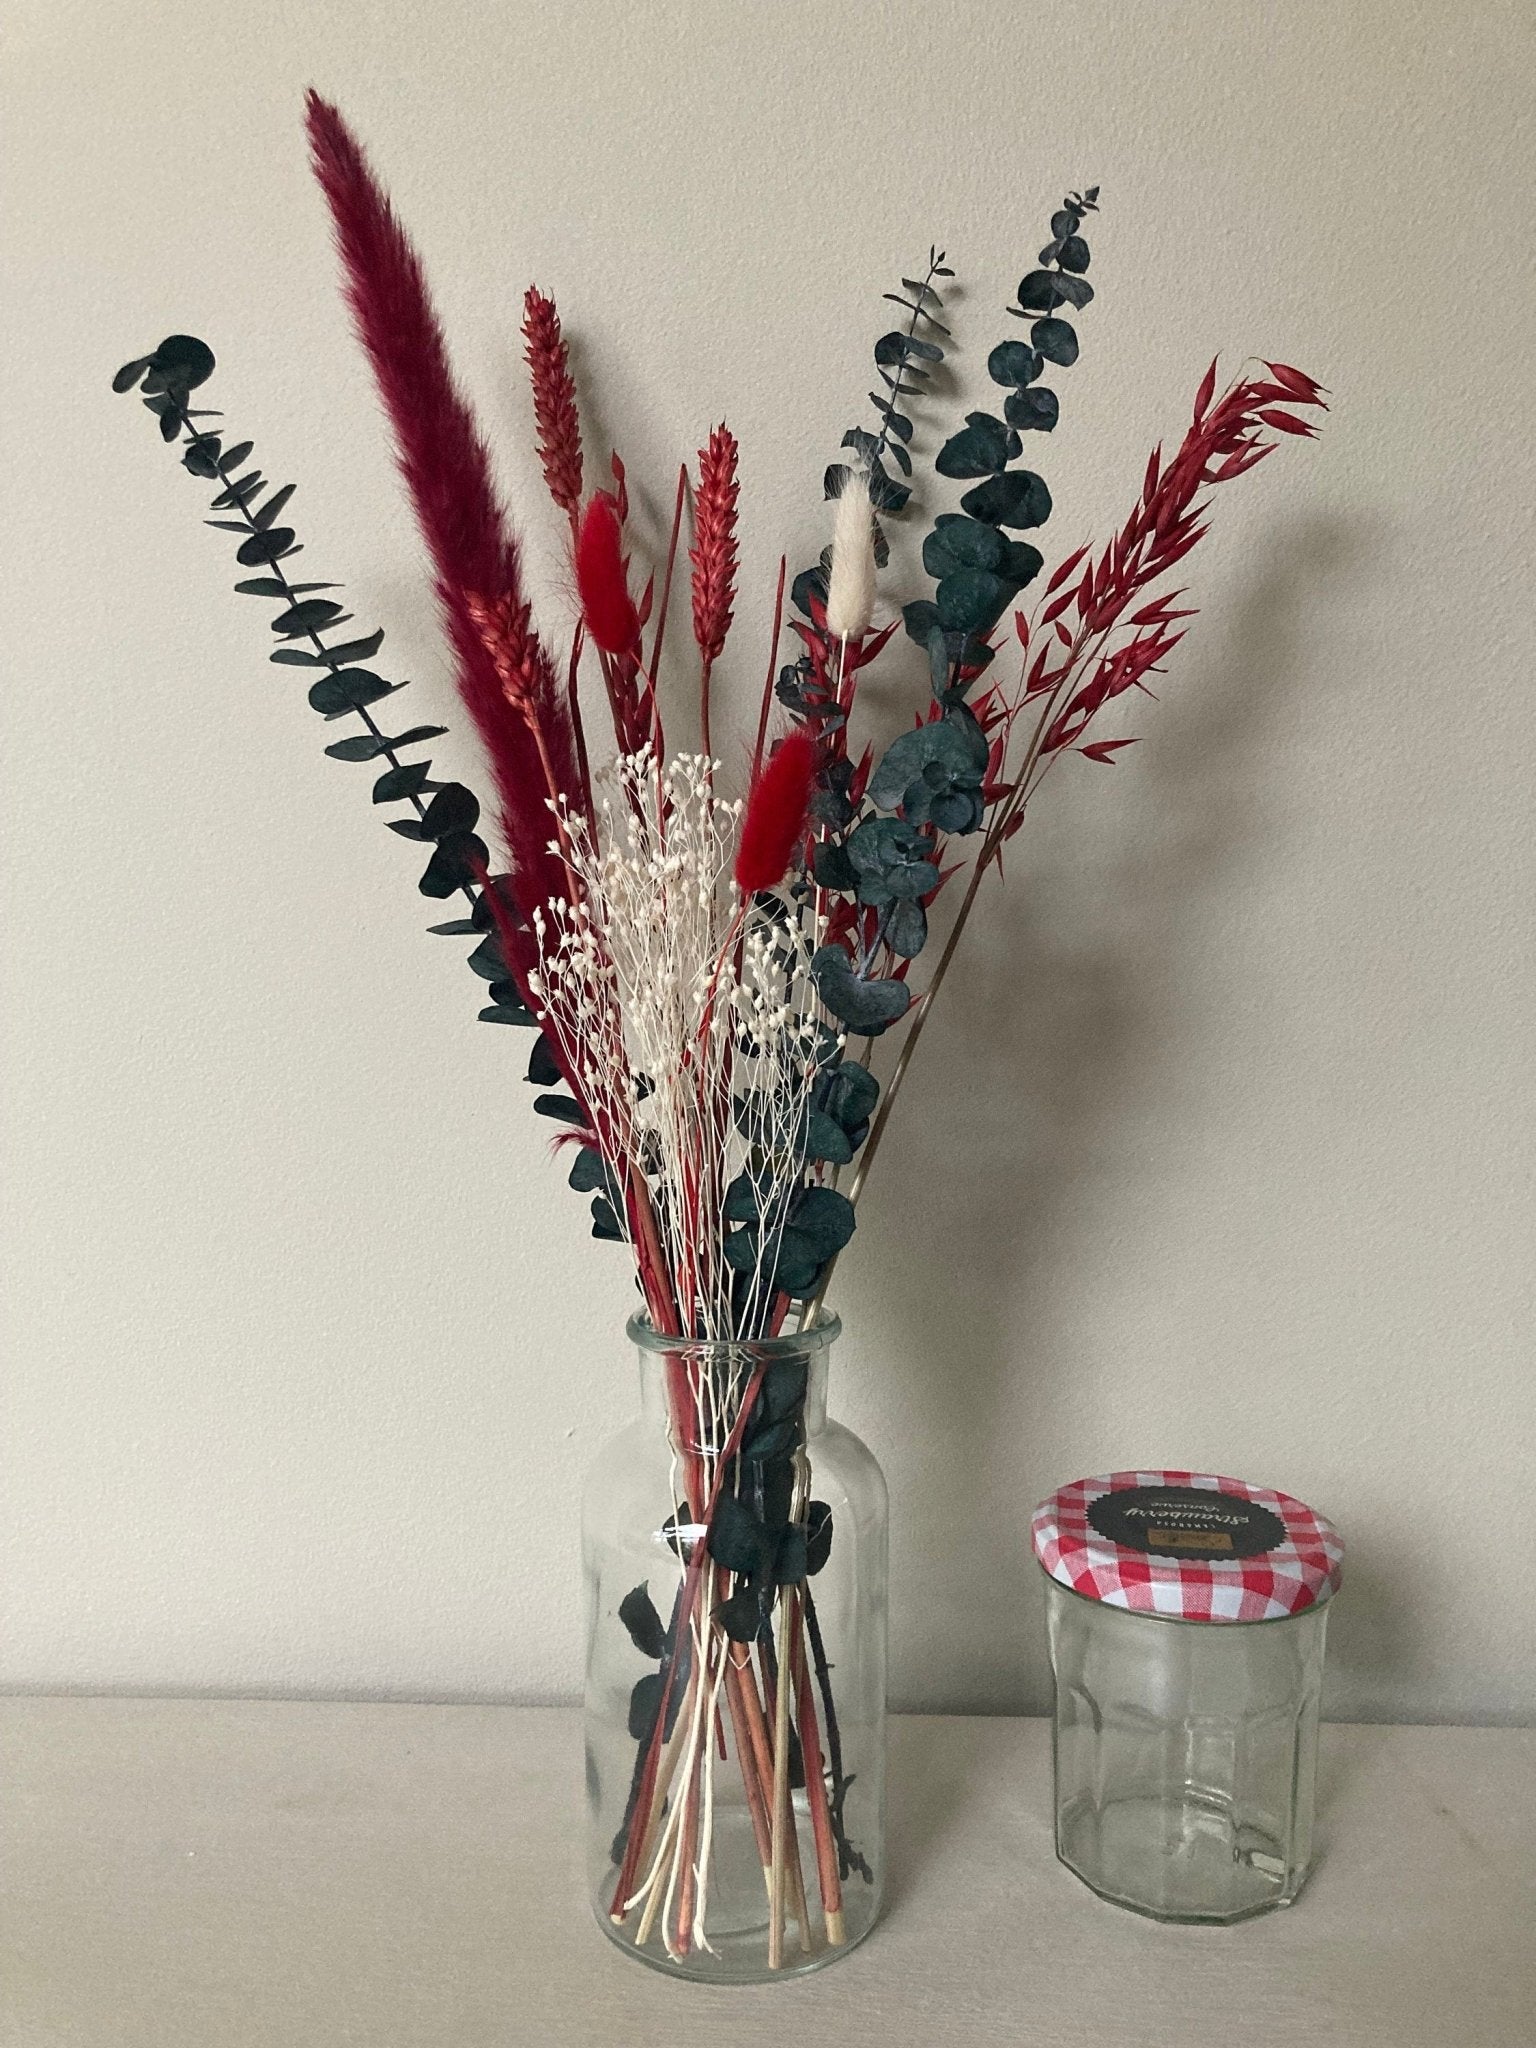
4,0,1532,1720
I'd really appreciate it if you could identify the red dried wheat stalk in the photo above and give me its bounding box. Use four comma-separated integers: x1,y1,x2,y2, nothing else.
521,287,584,531
689,425,739,757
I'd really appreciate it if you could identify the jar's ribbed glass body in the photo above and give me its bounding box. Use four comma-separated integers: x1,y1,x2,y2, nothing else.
1046,1577,1330,1922
583,1316,887,1981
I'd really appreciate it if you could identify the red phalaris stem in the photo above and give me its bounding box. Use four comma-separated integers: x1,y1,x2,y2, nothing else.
751,557,788,785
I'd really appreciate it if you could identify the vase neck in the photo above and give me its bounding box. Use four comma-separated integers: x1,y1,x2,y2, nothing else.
633,1330,832,1448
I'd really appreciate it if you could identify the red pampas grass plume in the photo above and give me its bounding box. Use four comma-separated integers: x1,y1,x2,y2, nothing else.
735,730,818,895
303,92,576,914
575,492,639,656
521,287,583,527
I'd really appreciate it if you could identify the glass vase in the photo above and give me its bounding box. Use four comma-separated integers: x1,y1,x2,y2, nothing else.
582,1312,886,1981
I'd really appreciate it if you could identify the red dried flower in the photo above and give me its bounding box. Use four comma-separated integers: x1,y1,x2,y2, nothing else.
465,590,544,715
690,425,739,671
303,93,578,924
521,287,583,524
735,730,818,895
575,492,640,657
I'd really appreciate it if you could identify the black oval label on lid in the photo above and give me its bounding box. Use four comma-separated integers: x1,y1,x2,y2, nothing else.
1087,1485,1285,1560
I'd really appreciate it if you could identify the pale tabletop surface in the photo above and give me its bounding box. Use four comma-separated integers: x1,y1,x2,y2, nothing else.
2,1700,1533,2048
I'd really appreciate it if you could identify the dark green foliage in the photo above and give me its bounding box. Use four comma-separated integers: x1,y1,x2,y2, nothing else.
271,597,345,638
775,1526,808,1583
116,339,509,926
789,1185,856,1261
419,784,479,838
326,724,447,764
1004,387,1059,433
960,469,1052,531
1031,317,1079,366
720,1182,852,1300
794,250,953,621
709,1493,772,1578
868,707,989,834
986,340,1043,389
844,816,940,904
741,1417,796,1464
532,1093,587,1126
306,669,402,718
806,1500,834,1575
417,830,489,896
235,528,297,567
322,629,388,666
906,186,1099,687
628,1672,664,1741
372,761,432,803
1015,269,1093,315
762,1355,810,1422
618,1584,667,1661
934,412,1016,480
814,1060,878,1146
527,1034,561,1087
936,567,1011,635
568,1146,621,1199
809,946,911,1036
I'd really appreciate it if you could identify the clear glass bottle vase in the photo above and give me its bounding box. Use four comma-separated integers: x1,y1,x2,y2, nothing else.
582,1312,887,1981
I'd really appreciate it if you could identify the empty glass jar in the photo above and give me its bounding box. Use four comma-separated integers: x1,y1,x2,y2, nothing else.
1033,1471,1343,1923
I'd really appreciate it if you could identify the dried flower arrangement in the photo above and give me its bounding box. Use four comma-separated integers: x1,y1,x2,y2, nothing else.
114,92,1324,1969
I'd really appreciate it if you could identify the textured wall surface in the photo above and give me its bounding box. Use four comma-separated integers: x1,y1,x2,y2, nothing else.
3,0,1532,1720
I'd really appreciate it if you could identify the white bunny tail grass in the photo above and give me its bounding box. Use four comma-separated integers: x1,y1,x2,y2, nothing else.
824,471,876,640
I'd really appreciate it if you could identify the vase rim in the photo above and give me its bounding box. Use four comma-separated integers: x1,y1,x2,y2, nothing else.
626,1309,841,1359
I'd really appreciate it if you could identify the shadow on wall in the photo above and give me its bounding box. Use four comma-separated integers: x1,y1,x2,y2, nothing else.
852,513,1369,1716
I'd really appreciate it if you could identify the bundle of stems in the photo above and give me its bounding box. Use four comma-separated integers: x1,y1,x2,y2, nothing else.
116,95,1325,1964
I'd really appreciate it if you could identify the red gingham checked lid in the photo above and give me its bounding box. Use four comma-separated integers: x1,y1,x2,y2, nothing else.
1032,1470,1343,1622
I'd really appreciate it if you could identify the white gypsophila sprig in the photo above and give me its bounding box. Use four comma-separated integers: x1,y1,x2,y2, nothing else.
529,747,836,1341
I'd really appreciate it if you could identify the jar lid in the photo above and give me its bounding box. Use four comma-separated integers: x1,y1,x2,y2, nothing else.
1031,1470,1343,1622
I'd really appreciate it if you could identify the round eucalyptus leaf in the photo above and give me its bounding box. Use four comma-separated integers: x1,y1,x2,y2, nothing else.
934,412,1012,479
884,897,928,958
809,947,911,1036
936,568,1010,635
923,514,1004,580
986,340,1042,389
1015,270,1067,314
1032,317,1079,366
960,469,1053,531
1005,387,1060,433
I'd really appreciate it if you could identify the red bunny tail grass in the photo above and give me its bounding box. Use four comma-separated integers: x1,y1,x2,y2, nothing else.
521,287,583,526
304,92,578,908
576,492,640,656
735,730,818,895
